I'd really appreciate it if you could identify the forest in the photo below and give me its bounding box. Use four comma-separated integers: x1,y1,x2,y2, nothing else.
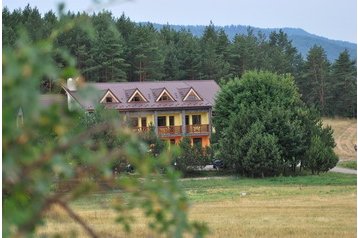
2,5,356,118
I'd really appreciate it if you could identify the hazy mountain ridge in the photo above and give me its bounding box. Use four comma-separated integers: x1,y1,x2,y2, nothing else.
147,23,356,62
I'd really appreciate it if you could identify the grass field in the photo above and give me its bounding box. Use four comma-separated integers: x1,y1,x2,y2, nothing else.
322,118,357,161
38,173,356,238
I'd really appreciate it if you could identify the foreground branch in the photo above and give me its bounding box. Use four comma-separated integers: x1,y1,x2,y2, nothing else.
55,199,100,238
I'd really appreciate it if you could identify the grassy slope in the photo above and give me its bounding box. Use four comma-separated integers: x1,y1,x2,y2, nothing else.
38,173,356,238
322,118,357,161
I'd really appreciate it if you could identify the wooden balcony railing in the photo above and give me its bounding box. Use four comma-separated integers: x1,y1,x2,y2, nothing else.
186,124,209,134
158,126,182,135
133,127,150,133
133,124,209,135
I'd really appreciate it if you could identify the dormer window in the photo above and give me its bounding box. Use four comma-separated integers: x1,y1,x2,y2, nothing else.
100,89,120,104
128,89,148,103
105,97,113,103
159,94,170,101
156,88,175,102
183,88,202,101
133,95,143,102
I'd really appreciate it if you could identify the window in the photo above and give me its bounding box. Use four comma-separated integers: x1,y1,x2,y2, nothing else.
193,138,202,147
130,117,138,127
133,96,142,102
192,115,201,125
141,117,147,127
185,115,189,125
158,94,170,101
105,97,113,103
156,89,174,102
169,116,175,126
183,88,201,101
128,89,147,102
170,139,176,145
157,116,166,126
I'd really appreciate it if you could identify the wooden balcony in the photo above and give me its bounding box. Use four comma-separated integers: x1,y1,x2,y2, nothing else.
133,127,150,133
133,124,209,136
186,124,209,134
158,126,182,135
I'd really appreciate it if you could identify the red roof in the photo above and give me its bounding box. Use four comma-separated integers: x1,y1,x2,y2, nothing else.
65,80,220,111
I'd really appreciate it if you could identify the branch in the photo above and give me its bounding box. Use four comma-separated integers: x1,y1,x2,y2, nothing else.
55,199,101,238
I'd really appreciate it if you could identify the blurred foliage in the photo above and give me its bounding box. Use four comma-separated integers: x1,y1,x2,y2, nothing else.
2,6,207,238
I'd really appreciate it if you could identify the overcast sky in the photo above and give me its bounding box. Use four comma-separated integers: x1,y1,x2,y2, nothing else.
2,0,357,43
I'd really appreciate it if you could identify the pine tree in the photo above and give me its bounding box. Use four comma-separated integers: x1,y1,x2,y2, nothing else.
88,11,127,82
299,45,330,114
127,24,165,81
329,50,357,117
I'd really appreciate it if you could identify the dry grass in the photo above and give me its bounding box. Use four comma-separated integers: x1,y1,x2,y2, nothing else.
38,182,356,238
322,118,357,161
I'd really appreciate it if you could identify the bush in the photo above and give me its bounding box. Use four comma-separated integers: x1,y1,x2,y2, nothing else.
174,137,211,175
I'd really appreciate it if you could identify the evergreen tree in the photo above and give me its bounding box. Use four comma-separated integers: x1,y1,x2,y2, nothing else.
88,11,127,82
199,22,230,82
329,50,357,117
299,45,330,114
127,24,165,81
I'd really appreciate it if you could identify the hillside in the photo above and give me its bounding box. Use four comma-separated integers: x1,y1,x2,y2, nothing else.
322,118,357,160
149,23,357,62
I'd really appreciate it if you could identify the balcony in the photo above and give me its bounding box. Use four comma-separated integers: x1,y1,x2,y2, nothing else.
186,124,209,134
133,127,150,133
158,126,182,135
133,124,210,136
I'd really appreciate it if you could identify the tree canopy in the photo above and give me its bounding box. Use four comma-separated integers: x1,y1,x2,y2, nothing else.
214,71,338,177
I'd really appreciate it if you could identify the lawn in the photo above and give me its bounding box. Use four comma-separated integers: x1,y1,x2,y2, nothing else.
38,172,356,238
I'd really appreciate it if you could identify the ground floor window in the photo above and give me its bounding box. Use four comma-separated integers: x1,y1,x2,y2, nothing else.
170,139,176,144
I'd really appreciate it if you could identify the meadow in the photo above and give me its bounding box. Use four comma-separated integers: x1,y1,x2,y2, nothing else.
38,173,356,238
322,117,357,161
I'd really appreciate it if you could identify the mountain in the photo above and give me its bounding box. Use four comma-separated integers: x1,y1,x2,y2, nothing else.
148,23,356,62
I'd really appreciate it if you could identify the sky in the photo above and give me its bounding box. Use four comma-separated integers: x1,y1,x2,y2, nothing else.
2,0,357,43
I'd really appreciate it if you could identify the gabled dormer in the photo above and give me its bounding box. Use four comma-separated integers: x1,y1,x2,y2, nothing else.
100,89,120,103
183,87,202,101
128,89,148,102
156,88,175,102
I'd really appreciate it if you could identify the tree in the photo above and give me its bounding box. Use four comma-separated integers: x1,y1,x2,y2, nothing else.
127,24,165,81
88,11,128,82
304,128,338,175
198,22,230,82
329,50,357,117
214,71,337,176
174,137,210,175
3,11,206,238
299,45,330,114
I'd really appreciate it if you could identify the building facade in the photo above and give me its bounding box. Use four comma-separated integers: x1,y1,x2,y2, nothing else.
63,79,220,147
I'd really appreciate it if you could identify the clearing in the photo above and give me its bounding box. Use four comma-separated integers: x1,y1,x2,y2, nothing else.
38,173,356,238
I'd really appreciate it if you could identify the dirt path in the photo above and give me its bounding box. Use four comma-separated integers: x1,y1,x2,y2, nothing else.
330,166,357,175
